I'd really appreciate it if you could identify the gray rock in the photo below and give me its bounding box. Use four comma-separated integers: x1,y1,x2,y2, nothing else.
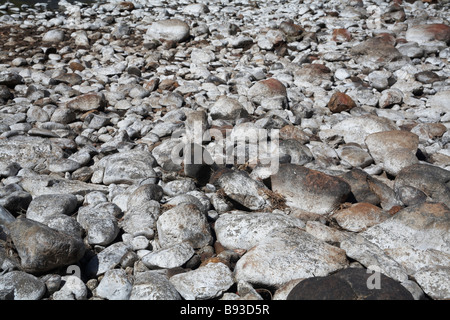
96,269,133,300
0,271,46,300
0,71,24,87
142,241,194,269
214,210,305,250
8,217,85,273
234,228,348,288
271,164,351,214
52,275,87,300
77,204,119,246
26,194,78,223
162,179,197,197
170,262,234,300
146,19,190,43
66,93,106,112
86,242,131,277
130,271,181,300
413,266,450,300
42,29,65,42
156,203,212,249
210,96,248,121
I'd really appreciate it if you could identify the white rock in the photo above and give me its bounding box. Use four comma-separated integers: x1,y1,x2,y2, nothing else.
96,269,133,300
52,275,87,300
142,241,195,269
170,262,234,300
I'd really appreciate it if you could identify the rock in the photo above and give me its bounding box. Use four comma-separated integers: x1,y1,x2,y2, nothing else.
210,96,248,121
26,194,78,223
247,78,288,110
0,72,23,87
156,203,212,249
96,269,133,300
427,90,450,113
413,266,450,300
394,164,450,207
130,271,181,300
350,36,406,69
279,139,314,166
305,220,350,244
332,115,399,146
66,93,106,112
86,242,131,277
368,70,392,91
294,64,332,88
77,204,119,246
52,275,88,300
169,261,234,300
271,164,351,214
214,210,305,250
0,271,46,300
406,24,450,45
379,88,403,108
142,241,194,269
8,217,85,273
42,29,65,42
332,203,391,232
234,228,348,288
146,19,190,43
95,150,157,185
287,267,413,300
365,130,419,176
327,92,357,113
337,144,373,168
214,170,272,211
332,28,351,43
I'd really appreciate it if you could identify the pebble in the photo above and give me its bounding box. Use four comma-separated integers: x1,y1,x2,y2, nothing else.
0,0,448,301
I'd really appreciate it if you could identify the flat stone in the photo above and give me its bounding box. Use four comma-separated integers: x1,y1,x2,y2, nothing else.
271,164,351,214
169,261,234,300
130,271,181,300
234,228,348,288
214,210,305,250
294,64,332,88
66,93,106,112
142,241,195,269
86,242,131,277
26,193,78,223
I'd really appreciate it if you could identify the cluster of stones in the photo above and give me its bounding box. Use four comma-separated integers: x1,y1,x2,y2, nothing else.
0,0,449,300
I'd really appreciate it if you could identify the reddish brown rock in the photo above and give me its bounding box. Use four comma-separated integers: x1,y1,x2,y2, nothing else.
406,24,450,44
327,92,357,113
332,28,351,43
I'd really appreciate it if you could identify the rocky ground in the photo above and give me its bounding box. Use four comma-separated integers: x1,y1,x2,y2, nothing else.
0,0,449,300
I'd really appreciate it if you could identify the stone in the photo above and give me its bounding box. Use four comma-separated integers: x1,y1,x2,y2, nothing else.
405,24,450,45
350,36,406,69
0,71,23,87
52,275,88,300
66,93,106,112
247,78,288,110
26,194,78,223
95,150,157,185
156,203,212,249
96,269,133,300
278,139,314,166
210,96,248,121
332,203,391,232
327,92,357,113
169,261,234,300
336,144,373,168
142,242,195,269
368,70,392,91
77,204,120,246
0,271,46,300
8,217,85,273
332,115,398,146
287,267,413,300
214,170,272,211
271,164,351,214
394,164,450,207
234,228,348,288
214,210,305,250
365,130,419,176
121,199,160,238
42,29,65,42
294,64,332,88
86,242,131,277
427,90,450,113
146,19,190,43
130,271,181,300
379,88,403,108
305,220,350,244
332,28,351,43
413,266,450,300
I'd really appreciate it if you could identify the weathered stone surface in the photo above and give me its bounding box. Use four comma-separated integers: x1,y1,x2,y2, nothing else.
327,92,357,113
142,241,195,269
52,275,87,300
66,93,106,112
234,228,348,288
170,262,234,300
413,266,450,300
96,269,133,300
8,217,85,273
156,203,212,249
332,203,391,232
406,24,450,45
130,271,181,300
0,271,46,300
146,19,190,43
271,164,351,214
287,267,414,300
247,78,288,110
214,210,305,250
